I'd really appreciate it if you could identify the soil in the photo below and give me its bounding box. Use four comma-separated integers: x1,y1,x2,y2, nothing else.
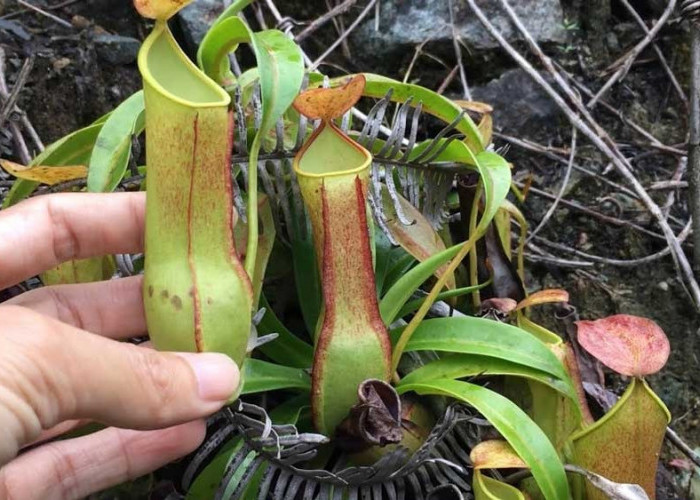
1,0,143,146
1,0,698,498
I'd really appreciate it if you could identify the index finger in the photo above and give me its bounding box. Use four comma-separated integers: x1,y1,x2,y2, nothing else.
0,192,145,289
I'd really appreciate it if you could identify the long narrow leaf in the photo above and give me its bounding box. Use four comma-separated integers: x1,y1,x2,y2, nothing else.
379,243,461,325
87,91,145,193
398,379,570,500
391,147,512,371
394,316,571,383
399,353,576,401
395,283,488,319
3,123,103,207
242,358,311,395
257,295,313,368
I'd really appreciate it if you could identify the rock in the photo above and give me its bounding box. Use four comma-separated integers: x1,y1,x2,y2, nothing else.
93,34,140,65
52,57,72,71
470,68,564,133
71,15,91,30
351,0,567,64
177,0,225,54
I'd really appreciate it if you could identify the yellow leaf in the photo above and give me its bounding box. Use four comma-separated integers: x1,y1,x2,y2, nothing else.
293,75,365,121
133,0,192,20
453,100,494,115
1,159,87,186
516,289,569,311
471,440,528,470
478,113,493,147
474,471,526,500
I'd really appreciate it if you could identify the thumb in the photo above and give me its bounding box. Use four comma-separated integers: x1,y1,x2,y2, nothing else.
0,306,238,461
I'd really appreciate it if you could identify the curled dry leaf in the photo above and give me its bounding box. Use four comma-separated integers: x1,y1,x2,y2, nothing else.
477,113,493,147
382,188,455,289
575,314,670,377
515,289,569,311
293,74,366,121
0,159,87,186
133,0,191,20
335,379,403,453
452,100,494,115
470,440,528,470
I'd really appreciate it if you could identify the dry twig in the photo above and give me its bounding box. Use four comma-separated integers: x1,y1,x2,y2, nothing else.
618,0,688,110
16,0,73,28
469,0,700,308
526,127,577,244
309,0,377,70
587,0,677,108
448,0,470,100
295,0,358,42
0,54,33,131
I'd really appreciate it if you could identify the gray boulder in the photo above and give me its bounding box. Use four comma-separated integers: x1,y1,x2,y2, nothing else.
178,0,225,54
470,68,564,132
93,34,140,65
352,0,567,62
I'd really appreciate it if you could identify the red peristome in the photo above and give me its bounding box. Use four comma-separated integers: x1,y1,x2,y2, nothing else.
187,114,203,351
576,314,670,377
353,176,392,361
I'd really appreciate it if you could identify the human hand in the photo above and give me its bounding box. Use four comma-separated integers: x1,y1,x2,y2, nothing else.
0,192,239,499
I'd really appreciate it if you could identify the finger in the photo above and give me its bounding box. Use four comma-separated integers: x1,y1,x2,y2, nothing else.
26,420,89,448
0,306,238,461
7,276,146,339
0,420,205,500
0,192,145,289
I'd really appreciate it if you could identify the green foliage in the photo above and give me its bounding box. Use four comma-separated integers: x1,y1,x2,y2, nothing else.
256,295,313,368
196,13,304,277
6,4,666,498
87,91,145,193
242,358,311,395
393,316,576,398
3,122,103,207
398,379,571,500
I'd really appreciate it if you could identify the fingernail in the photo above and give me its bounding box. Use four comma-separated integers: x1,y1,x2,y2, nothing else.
178,353,240,402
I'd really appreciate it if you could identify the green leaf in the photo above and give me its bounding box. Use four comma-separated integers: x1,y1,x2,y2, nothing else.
374,227,408,295
381,253,416,295
186,439,243,500
196,0,257,79
241,358,311,395
87,91,145,193
196,13,304,277
396,283,488,319
257,295,313,369
290,210,322,334
474,471,526,500
398,379,570,500
390,146,512,371
269,394,310,425
3,123,103,207
399,353,575,401
379,243,461,325
395,316,571,383
252,31,304,143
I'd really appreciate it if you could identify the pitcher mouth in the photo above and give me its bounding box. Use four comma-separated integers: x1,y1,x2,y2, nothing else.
293,121,372,179
138,21,230,109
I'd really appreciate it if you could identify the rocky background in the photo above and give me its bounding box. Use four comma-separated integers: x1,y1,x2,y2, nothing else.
0,0,698,496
